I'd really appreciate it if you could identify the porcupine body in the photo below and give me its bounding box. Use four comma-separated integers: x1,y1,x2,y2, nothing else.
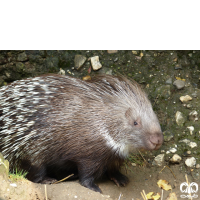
0,74,163,193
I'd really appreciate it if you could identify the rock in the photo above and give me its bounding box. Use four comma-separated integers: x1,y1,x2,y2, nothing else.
175,111,186,126
91,56,102,71
169,148,177,153
186,104,192,108
196,164,200,169
17,52,28,62
179,55,190,67
107,50,118,54
0,153,9,180
74,55,87,70
152,154,165,166
179,139,190,145
173,80,185,89
189,110,198,121
132,51,138,55
113,57,118,62
187,126,194,135
163,130,174,142
179,139,197,148
189,142,197,148
58,68,65,75
174,63,182,70
180,95,192,103
165,78,172,85
185,157,196,167
170,154,182,164
156,85,171,99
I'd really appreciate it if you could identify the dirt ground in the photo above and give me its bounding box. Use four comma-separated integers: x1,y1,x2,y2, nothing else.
1,164,199,200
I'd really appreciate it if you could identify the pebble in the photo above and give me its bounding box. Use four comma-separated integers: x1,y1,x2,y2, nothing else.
163,130,174,142
196,164,200,169
107,50,118,54
165,77,172,85
169,148,177,153
91,56,102,71
17,52,28,62
174,63,182,70
114,57,118,62
179,139,197,148
180,95,192,103
187,126,194,135
169,154,182,163
185,157,196,167
132,51,138,55
189,110,198,121
175,111,186,126
173,80,185,89
152,154,165,166
74,55,87,70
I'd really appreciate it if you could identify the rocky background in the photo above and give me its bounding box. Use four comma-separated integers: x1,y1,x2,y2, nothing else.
1,50,200,199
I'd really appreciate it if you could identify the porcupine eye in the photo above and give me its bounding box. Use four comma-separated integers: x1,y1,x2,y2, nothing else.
134,121,138,126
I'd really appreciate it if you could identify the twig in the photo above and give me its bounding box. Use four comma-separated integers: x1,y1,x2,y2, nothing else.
159,166,176,179
138,150,147,164
142,190,148,200
53,174,74,184
118,193,122,200
45,185,47,200
161,189,163,200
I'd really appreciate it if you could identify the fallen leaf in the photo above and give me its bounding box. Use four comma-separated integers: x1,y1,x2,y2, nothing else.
157,179,172,191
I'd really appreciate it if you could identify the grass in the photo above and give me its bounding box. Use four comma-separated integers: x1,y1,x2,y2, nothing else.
123,152,147,174
9,168,28,182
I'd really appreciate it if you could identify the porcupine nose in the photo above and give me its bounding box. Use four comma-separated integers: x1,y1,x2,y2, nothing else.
150,132,163,150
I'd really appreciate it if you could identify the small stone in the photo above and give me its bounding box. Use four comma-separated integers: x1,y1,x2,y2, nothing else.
196,164,200,169
152,154,165,166
165,78,172,85
10,183,17,187
174,63,182,70
74,55,87,70
186,104,192,108
114,57,118,62
188,53,193,57
170,154,182,163
185,157,196,167
107,50,118,54
179,139,190,145
132,51,138,55
163,130,174,142
180,95,192,103
131,163,136,167
175,111,186,126
166,192,177,200
170,148,177,153
187,151,191,155
17,52,28,62
58,68,65,75
189,110,198,121
91,56,102,71
189,142,197,148
187,126,194,135
173,80,185,89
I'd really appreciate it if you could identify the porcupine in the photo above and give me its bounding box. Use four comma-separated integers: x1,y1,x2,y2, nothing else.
0,74,163,193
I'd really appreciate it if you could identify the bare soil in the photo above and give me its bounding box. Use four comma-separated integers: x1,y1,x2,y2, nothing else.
1,164,199,200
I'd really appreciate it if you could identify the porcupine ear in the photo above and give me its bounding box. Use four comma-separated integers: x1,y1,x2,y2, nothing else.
125,107,141,127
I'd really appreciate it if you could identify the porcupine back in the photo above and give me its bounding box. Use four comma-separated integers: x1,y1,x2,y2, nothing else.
0,74,163,192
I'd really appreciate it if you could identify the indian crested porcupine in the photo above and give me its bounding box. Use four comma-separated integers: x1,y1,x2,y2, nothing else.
0,74,163,193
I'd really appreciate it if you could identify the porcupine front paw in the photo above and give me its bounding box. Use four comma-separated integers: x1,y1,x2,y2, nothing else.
109,171,129,187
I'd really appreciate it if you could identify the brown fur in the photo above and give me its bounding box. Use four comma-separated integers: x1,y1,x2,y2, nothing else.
0,74,163,193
